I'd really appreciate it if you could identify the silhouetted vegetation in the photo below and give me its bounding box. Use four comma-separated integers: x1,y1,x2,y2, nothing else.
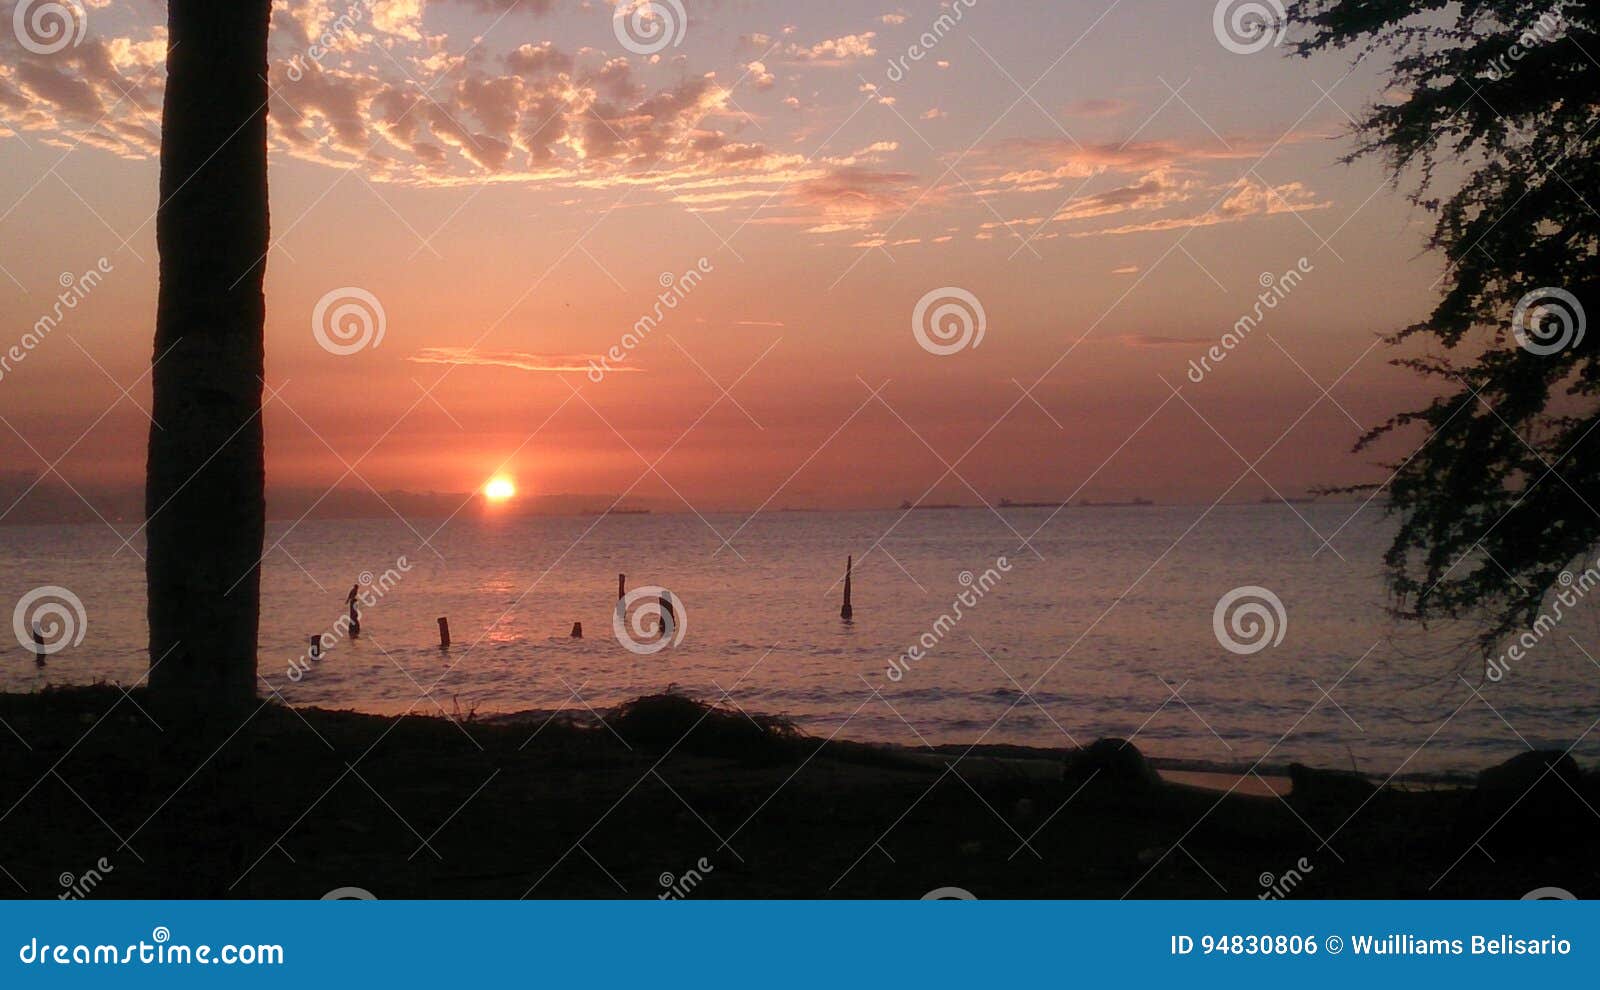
1,687,1595,898
1290,1,1600,655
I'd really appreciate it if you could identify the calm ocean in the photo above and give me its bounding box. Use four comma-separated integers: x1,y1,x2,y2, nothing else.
4,504,1596,775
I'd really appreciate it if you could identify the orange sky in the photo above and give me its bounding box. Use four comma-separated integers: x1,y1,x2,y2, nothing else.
0,0,1450,514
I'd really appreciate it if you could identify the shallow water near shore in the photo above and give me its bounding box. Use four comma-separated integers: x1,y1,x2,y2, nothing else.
4,504,1598,775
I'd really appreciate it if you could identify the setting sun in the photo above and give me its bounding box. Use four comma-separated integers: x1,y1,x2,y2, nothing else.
483,477,517,502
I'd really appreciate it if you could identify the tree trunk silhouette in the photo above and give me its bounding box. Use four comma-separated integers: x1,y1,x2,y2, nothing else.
147,0,271,721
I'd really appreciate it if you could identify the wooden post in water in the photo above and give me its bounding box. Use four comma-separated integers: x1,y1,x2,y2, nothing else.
32,622,46,668
841,555,854,622
346,584,361,638
437,617,451,650
308,635,322,661
659,590,675,640
571,621,583,638
618,573,626,600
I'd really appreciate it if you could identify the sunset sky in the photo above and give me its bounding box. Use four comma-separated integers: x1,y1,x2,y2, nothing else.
0,0,1450,514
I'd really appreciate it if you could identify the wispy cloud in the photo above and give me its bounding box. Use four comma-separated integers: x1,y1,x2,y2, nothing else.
407,347,643,373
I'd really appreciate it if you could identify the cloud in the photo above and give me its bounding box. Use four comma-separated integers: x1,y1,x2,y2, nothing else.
779,32,878,64
793,166,917,221
408,347,643,374
1070,176,1331,237
1063,97,1131,118
1118,334,1214,348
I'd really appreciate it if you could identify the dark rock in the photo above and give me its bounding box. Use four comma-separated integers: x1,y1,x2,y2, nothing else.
1464,750,1587,854
1061,738,1161,791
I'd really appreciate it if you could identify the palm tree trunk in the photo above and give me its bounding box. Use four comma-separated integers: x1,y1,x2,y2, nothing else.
147,0,272,720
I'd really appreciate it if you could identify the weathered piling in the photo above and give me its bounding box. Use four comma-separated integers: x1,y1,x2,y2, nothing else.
32,623,46,668
309,635,322,660
618,573,626,600
659,590,676,639
437,617,451,649
841,555,854,622
347,584,361,637
571,622,583,638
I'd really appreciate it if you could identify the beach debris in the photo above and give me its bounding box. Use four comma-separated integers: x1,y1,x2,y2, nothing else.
437,617,451,650
1061,738,1160,791
841,555,854,622
571,622,583,638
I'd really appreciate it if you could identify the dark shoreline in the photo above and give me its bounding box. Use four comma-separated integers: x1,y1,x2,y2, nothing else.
1,686,1594,899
